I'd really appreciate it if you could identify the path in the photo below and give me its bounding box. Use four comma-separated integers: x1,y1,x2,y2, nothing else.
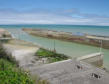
2,39,45,70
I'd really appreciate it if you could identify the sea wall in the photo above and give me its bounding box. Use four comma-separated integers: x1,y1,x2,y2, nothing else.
23,28,109,49
0,28,11,38
0,28,12,42
77,52,104,67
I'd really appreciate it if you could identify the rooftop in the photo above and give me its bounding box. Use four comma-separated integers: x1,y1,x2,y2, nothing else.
30,59,109,84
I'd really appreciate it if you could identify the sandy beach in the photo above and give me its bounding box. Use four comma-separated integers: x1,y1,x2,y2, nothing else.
2,39,46,70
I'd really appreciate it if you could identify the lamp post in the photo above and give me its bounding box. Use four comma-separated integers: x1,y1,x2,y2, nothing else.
53,40,56,52
100,40,103,53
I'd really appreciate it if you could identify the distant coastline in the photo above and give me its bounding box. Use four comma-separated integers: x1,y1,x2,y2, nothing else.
0,24,109,36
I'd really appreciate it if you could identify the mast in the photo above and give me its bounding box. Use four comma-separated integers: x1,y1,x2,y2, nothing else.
53,40,56,52
100,40,103,53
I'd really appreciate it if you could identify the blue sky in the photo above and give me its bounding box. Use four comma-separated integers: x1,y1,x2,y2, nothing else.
0,0,109,25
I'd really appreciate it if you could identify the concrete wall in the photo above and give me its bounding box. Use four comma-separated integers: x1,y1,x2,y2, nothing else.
77,52,104,67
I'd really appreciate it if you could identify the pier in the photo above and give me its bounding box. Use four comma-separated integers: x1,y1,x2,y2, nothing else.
23,28,109,49
1,28,109,84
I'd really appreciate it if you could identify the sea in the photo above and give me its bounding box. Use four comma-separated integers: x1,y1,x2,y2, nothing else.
0,24,109,69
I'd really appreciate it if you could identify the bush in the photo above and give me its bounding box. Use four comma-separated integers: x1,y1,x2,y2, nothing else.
0,59,34,84
0,44,48,84
36,48,69,63
0,44,18,65
0,44,34,84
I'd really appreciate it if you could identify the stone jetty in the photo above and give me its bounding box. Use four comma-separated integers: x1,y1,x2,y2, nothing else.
23,28,109,49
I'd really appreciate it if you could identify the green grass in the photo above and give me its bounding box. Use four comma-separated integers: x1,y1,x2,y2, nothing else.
0,44,18,65
0,44,34,84
36,48,69,63
0,59,34,84
0,44,49,84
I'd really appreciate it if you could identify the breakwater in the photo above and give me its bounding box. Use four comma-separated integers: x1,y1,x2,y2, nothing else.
23,28,109,49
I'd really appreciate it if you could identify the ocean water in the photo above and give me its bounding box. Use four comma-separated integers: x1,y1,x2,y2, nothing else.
0,24,109,69
0,24,109,36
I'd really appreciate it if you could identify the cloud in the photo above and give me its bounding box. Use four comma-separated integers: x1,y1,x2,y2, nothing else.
0,8,109,26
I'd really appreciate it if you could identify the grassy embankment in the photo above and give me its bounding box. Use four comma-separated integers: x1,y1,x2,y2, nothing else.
0,44,49,84
36,48,69,63
0,44,34,84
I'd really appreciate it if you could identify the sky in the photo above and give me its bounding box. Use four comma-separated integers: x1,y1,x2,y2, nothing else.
0,0,109,26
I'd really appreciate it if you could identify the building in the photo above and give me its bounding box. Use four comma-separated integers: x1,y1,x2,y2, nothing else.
30,59,109,84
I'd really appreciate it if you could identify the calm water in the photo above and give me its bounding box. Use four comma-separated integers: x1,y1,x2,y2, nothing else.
0,24,109,36
0,24,109,69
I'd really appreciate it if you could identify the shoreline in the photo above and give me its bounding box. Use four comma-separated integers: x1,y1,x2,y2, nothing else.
23,28,109,49
1,28,105,68
1,28,109,84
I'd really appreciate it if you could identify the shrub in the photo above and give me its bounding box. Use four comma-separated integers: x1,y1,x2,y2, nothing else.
0,44,34,84
0,59,34,84
0,44,48,84
36,48,69,63
0,44,18,65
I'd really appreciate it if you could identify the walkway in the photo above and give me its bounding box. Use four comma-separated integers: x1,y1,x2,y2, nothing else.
2,39,109,84
30,59,109,84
